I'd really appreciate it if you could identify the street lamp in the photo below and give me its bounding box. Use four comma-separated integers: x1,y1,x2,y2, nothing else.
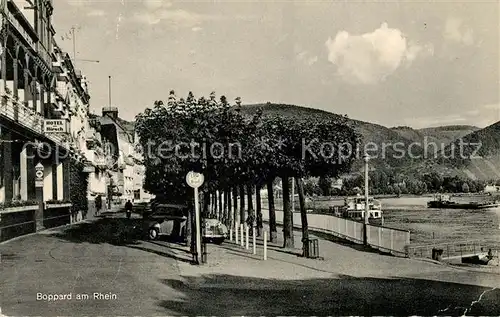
363,154,370,246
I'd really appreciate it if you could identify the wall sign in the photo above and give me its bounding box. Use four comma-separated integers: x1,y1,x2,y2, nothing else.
44,119,68,133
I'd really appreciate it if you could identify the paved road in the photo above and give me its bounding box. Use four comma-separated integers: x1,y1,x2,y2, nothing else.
0,215,191,316
1,214,499,316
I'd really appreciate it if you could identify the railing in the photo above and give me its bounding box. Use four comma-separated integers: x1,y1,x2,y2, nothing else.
1,94,71,150
37,43,52,70
6,10,36,50
406,240,498,260
261,208,411,256
1,94,44,134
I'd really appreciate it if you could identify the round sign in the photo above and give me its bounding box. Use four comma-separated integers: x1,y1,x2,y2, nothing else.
35,170,43,179
186,171,204,188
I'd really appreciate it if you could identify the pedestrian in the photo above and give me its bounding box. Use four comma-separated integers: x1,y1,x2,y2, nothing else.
125,200,133,219
95,195,102,216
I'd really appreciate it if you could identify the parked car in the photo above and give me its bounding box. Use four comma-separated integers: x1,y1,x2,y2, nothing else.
144,204,188,240
143,204,228,244
202,218,228,245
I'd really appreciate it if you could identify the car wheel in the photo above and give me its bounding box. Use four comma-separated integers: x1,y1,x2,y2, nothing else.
149,228,159,240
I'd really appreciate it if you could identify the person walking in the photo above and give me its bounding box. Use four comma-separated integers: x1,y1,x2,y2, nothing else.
125,200,133,219
95,195,102,216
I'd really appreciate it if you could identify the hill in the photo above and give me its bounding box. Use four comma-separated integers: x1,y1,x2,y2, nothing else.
241,103,500,181
438,122,500,180
391,125,479,146
240,103,423,173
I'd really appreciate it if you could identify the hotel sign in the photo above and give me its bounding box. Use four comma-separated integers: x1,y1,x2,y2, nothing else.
44,120,67,133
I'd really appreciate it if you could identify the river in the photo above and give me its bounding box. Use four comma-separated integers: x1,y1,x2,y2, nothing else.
379,196,500,247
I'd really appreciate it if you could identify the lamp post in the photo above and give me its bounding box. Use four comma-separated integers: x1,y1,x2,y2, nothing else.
363,154,370,246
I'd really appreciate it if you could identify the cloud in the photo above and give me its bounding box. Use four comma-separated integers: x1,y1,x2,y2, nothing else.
325,22,433,84
67,0,91,6
143,0,172,10
134,9,216,27
87,9,106,17
294,45,318,66
443,17,474,46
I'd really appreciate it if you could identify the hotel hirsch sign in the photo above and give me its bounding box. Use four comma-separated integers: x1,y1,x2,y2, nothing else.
44,119,68,133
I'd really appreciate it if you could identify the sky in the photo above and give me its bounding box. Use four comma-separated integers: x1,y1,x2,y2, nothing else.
52,0,499,129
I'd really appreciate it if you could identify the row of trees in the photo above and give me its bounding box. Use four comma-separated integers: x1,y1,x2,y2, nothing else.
135,91,359,257
341,171,495,196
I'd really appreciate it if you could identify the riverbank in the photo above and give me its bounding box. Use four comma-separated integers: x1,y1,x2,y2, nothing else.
174,224,500,315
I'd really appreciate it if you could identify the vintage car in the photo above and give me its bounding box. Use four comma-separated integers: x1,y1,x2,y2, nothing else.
202,218,228,245
143,202,228,244
144,204,188,240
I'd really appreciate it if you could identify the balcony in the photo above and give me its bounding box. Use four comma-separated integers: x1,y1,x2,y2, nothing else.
37,43,52,70
0,94,43,134
6,2,37,51
52,60,63,73
85,130,101,148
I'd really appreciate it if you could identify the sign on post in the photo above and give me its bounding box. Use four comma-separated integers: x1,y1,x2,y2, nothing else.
186,171,204,264
35,162,44,187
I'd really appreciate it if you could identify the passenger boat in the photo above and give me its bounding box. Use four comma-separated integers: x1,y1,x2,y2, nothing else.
427,194,499,210
331,195,384,225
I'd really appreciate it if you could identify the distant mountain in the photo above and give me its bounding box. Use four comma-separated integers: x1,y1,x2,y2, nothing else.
391,125,480,146
241,103,423,173
438,122,500,180
241,103,500,181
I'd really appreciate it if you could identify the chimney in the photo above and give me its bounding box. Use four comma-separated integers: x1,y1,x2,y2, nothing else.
102,106,118,119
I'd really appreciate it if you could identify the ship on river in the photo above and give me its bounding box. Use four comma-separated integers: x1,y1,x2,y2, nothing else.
427,194,499,210
329,195,384,225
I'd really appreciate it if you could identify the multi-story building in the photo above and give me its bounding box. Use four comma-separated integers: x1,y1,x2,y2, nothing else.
51,42,108,209
0,0,103,241
98,106,150,206
0,0,70,206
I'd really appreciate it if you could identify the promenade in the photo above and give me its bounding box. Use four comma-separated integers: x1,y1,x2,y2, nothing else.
174,224,500,315
1,215,499,316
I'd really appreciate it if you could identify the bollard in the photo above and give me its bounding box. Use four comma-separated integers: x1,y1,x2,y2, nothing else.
263,231,267,260
252,226,256,254
245,225,249,250
240,224,244,247
235,224,239,244
229,228,233,242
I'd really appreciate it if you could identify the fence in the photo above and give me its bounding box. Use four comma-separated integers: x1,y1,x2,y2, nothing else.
405,240,498,260
261,208,410,256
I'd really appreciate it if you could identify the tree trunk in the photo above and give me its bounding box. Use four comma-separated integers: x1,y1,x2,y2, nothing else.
296,177,310,257
227,188,232,228
213,192,218,218
218,190,223,221
202,191,210,218
267,178,277,242
239,184,245,224
282,176,294,248
186,207,193,252
256,184,263,236
233,186,239,227
246,183,254,234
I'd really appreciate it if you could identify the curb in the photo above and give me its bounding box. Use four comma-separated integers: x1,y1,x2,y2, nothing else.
0,219,94,246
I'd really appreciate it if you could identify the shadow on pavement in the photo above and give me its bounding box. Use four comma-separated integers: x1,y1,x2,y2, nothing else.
50,217,195,264
158,274,500,316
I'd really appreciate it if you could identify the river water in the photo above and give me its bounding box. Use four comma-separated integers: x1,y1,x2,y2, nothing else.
380,196,500,247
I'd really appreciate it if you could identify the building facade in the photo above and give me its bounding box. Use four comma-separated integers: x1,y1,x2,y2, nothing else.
98,107,150,206
0,0,108,241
